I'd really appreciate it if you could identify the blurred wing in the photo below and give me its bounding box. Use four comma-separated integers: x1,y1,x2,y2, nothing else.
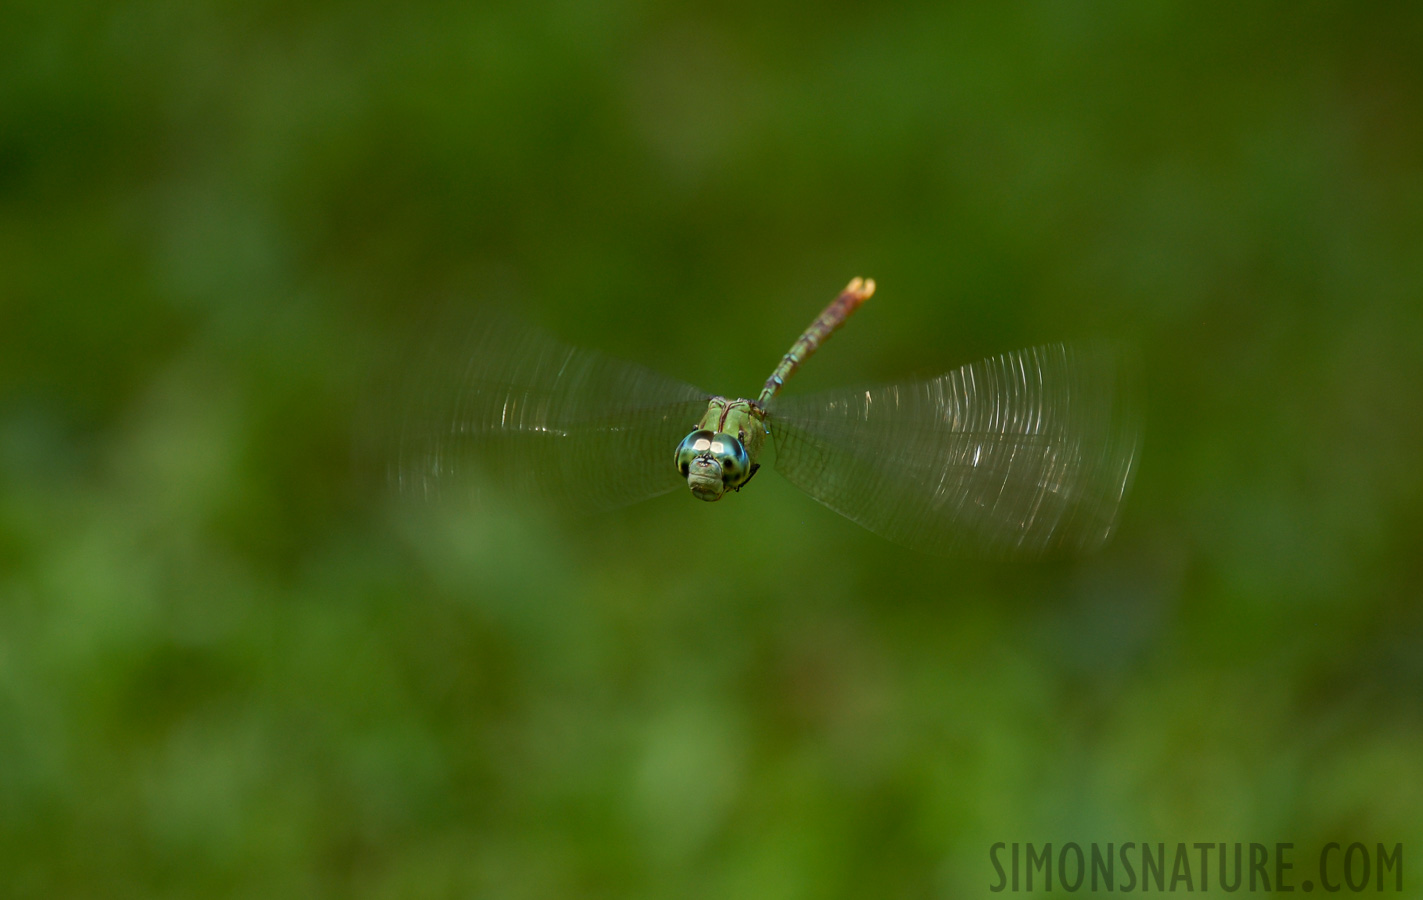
379,312,709,513
768,344,1139,558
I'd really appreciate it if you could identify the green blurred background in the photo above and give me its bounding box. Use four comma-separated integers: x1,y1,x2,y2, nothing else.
3,1,1422,897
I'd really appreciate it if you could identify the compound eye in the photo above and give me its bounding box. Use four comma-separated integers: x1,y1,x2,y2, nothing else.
710,432,750,486
674,429,715,477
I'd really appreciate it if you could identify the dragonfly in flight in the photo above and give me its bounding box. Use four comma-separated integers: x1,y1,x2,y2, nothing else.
385,279,1139,557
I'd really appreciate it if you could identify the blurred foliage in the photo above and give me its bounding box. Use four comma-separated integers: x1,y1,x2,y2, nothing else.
3,1,1423,897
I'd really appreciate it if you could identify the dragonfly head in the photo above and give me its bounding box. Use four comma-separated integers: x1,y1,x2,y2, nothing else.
675,429,751,501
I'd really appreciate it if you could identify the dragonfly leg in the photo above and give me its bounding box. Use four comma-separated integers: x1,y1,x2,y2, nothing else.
731,462,760,492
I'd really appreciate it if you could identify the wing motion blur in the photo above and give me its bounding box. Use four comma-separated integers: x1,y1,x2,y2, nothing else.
768,344,1139,558
377,311,710,514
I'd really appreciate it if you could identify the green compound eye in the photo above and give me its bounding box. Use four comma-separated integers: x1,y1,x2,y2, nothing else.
675,429,715,477
675,429,750,489
707,432,750,487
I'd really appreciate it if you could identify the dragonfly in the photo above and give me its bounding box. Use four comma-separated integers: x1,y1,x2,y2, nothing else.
384,279,1139,557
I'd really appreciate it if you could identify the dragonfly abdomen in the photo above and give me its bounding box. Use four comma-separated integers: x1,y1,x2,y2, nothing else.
757,277,875,404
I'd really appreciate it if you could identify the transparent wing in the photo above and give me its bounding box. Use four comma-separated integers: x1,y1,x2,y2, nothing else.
768,344,1139,558
375,311,709,514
